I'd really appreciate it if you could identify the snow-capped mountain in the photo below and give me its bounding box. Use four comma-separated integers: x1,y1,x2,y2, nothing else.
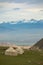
0,19,43,24
0,19,43,31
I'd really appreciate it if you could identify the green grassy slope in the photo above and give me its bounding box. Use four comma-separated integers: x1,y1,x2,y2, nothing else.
0,47,43,65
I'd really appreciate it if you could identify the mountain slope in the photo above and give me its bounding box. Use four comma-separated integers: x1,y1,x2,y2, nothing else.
30,38,43,50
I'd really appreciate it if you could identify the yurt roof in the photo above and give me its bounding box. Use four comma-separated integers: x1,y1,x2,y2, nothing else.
5,47,17,52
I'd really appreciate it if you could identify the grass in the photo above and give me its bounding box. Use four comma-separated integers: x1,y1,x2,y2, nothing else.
0,47,43,65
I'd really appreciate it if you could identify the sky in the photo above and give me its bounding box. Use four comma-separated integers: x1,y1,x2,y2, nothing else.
0,0,43,22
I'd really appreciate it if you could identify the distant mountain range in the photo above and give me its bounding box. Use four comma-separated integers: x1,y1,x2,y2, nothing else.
0,19,43,24
0,19,43,31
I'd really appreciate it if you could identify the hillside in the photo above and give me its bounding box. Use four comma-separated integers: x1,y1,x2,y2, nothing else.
30,38,43,50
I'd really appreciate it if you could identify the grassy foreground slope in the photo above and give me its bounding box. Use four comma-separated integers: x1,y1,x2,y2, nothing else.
0,47,43,65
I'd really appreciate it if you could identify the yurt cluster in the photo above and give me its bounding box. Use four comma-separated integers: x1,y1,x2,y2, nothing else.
5,45,24,56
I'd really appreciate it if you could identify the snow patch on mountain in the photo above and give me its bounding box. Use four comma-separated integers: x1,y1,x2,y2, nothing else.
0,19,43,24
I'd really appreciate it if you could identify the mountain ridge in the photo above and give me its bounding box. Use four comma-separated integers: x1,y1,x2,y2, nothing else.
0,19,43,31
0,19,43,24
30,38,43,50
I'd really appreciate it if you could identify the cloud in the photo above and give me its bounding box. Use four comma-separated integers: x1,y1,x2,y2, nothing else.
0,2,26,14
0,0,43,9
0,0,43,3
13,8,20,11
40,10,43,12
0,0,43,7
0,1,43,22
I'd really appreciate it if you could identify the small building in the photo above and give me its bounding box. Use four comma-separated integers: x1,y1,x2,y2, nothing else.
16,47,24,54
5,47,18,56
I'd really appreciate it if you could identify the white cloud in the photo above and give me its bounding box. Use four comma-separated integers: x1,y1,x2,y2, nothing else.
0,2,43,22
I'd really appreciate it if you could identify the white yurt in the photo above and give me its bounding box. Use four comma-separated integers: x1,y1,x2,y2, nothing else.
5,47,18,56
16,47,24,54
